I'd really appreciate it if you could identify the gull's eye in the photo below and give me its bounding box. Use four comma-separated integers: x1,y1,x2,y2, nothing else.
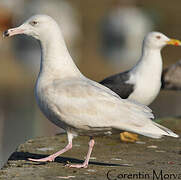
156,35,161,39
30,21,38,26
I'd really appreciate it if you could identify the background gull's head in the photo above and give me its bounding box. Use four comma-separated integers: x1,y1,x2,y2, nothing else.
143,31,181,50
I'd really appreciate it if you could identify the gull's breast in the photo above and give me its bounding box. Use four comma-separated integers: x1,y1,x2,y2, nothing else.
128,76,161,105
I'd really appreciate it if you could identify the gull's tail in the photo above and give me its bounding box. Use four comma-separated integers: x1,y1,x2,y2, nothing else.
152,122,179,138
112,99,179,139
118,121,179,139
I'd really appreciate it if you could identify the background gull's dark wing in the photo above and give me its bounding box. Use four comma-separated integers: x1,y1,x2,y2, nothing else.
100,71,135,99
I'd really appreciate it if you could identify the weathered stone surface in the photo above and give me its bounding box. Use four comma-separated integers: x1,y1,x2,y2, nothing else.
0,117,181,180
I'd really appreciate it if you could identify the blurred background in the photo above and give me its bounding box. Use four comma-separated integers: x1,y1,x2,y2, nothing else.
0,0,181,168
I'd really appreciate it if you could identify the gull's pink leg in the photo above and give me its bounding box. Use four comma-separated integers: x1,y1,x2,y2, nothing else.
66,137,95,168
28,132,73,162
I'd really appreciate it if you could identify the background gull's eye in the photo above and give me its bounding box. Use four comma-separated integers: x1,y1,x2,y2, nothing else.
156,35,161,39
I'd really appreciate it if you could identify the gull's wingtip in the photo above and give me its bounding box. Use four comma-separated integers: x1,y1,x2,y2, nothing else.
153,122,179,138
170,132,179,138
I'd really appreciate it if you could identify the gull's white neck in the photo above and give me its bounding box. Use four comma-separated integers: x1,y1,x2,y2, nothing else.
127,45,163,105
131,46,163,79
38,28,81,81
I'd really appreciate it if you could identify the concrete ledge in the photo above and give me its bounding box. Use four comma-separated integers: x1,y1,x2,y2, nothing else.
0,117,181,180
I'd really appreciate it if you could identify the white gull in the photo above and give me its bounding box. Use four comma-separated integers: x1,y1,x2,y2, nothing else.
4,14,179,168
100,32,181,142
101,32,181,105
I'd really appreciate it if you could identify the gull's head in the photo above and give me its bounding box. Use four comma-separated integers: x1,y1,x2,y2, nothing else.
143,32,181,50
3,14,59,40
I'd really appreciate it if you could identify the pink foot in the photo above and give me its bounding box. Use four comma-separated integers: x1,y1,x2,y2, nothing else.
65,163,88,168
28,135,73,163
28,155,55,162
65,138,95,169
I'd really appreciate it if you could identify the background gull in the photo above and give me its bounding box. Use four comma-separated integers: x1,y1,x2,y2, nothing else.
100,32,181,142
162,59,181,90
4,14,179,168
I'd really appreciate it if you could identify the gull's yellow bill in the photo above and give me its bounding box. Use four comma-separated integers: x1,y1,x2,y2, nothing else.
167,39,181,46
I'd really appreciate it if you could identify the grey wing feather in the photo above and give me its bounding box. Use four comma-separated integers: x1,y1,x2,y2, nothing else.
48,78,178,138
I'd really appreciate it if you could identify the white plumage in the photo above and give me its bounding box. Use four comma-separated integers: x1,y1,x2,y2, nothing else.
4,15,179,168
101,32,181,106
